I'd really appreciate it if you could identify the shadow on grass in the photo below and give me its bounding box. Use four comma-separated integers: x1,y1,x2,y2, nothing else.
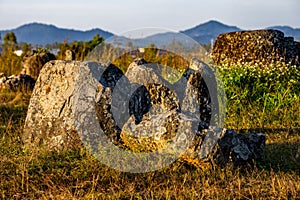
260,140,300,174
232,127,300,174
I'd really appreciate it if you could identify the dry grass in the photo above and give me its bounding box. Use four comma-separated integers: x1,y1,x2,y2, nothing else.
0,88,299,199
0,50,299,199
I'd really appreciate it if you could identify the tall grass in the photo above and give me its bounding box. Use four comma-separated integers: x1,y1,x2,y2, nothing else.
218,62,300,131
0,53,23,76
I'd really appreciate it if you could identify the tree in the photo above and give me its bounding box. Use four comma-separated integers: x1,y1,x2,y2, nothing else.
83,34,104,59
3,32,17,51
20,42,31,55
0,32,23,75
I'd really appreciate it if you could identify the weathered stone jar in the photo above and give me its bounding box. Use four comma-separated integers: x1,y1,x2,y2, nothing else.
212,29,300,65
23,59,265,170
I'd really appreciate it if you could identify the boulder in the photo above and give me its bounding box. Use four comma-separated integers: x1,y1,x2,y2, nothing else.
65,50,75,61
23,61,83,150
0,73,35,90
212,29,300,65
120,59,264,168
23,52,56,80
23,60,124,150
23,59,265,169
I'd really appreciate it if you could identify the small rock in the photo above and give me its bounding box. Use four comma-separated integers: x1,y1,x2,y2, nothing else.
0,73,35,90
65,50,75,61
23,52,56,80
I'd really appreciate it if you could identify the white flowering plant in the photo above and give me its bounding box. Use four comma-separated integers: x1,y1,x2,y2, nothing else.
217,61,300,130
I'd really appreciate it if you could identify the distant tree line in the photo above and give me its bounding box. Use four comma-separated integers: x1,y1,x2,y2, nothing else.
0,32,105,75
55,34,104,60
0,32,104,60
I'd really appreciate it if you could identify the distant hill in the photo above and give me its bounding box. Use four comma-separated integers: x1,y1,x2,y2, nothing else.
181,20,241,44
0,21,299,47
0,22,114,45
162,20,300,45
107,21,242,48
114,32,199,48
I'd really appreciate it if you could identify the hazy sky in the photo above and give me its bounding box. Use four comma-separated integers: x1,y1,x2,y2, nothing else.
0,0,299,34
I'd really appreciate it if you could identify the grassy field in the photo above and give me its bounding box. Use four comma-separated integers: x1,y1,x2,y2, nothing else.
0,55,300,199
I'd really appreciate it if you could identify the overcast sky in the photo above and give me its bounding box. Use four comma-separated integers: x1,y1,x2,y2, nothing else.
0,0,299,34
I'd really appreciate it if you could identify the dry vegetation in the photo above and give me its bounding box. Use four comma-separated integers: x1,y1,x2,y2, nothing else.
0,46,300,199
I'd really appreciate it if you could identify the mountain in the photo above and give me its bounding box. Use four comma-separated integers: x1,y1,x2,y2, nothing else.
181,20,241,44
0,21,299,48
133,32,183,47
114,32,199,48
146,20,300,46
268,26,300,41
0,22,114,45
107,21,242,48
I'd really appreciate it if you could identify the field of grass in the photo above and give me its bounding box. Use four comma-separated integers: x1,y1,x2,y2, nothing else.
0,53,300,199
